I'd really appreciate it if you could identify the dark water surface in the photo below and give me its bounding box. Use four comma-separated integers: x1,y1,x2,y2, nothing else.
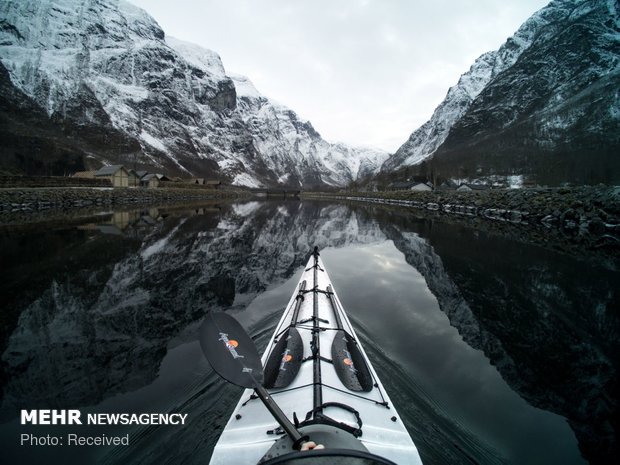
0,200,617,465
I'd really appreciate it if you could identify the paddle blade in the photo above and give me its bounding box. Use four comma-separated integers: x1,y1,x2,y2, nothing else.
263,328,304,389
199,312,264,388
331,330,373,392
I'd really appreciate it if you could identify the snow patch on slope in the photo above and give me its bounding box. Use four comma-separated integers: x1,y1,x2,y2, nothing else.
383,1,560,170
165,36,227,77
0,0,387,187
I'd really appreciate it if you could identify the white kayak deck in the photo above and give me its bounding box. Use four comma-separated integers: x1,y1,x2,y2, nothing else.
209,254,423,465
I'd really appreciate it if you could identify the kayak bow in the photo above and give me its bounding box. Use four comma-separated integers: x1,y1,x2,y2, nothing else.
206,248,423,465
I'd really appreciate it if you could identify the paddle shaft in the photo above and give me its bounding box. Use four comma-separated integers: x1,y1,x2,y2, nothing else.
326,286,374,392
262,281,308,390
254,384,307,447
200,312,308,449
326,285,343,329
290,280,307,326
257,279,310,446
311,247,323,412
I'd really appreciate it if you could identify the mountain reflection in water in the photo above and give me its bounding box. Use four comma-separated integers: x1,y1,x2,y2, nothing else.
0,200,617,465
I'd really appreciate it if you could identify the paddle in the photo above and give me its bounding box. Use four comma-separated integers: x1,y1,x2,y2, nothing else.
263,280,306,389
326,285,374,392
199,312,309,448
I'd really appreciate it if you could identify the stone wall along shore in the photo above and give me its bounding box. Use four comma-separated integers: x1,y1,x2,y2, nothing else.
0,175,111,188
0,186,246,215
305,186,620,251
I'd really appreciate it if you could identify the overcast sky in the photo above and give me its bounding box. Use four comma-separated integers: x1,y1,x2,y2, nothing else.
130,0,550,153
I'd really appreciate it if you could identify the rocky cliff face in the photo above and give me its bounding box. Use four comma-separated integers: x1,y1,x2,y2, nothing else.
384,0,620,185
0,0,387,186
0,60,90,175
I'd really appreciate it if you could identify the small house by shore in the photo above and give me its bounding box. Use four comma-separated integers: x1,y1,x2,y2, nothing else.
141,173,160,188
72,170,96,179
388,180,433,191
127,169,141,187
457,183,491,192
94,165,131,187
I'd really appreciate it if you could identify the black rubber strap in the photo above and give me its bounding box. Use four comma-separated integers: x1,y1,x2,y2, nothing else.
300,402,363,437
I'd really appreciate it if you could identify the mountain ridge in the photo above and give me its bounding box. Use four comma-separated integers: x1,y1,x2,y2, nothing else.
383,0,620,185
0,0,387,187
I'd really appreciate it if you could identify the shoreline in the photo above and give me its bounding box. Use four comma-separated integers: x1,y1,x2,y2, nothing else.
0,186,249,224
303,186,620,228
2,185,619,259
303,186,620,258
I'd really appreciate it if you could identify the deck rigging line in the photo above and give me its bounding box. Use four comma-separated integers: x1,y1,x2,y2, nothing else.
311,246,323,416
256,248,391,437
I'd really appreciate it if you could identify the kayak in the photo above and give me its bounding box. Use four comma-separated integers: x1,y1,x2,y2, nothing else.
203,248,423,464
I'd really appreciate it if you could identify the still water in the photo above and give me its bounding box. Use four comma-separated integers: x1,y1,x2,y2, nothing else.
0,200,617,465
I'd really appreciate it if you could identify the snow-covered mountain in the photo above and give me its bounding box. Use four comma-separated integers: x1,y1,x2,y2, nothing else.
0,0,387,187
384,0,620,185
225,70,387,187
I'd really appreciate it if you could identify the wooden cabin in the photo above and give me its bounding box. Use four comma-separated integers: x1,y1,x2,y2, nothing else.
388,181,432,191
94,165,131,187
141,173,160,188
410,182,433,191
206,180,222,189
127,169,141,187
72,170,96,179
